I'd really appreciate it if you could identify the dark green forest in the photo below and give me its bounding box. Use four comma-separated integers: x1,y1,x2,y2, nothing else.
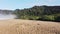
13,6,60,22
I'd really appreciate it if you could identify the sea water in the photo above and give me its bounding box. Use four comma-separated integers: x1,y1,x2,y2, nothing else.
0,14,16,20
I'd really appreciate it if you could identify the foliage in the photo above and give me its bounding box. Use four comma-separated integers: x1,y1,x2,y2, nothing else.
13,6,60,22
54,15,60,22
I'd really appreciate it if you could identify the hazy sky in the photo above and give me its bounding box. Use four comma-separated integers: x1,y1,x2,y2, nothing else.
0,0,60,10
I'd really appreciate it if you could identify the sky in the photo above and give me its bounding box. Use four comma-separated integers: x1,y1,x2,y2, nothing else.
0,0,60,10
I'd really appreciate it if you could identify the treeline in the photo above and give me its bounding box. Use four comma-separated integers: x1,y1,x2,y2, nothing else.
13,6,60,22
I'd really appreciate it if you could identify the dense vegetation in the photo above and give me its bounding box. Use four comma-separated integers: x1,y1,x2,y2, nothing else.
13,6,60,22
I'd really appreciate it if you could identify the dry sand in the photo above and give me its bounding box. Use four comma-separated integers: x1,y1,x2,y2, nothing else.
0,19,60,34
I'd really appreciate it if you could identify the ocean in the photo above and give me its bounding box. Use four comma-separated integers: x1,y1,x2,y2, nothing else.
0,14,16,20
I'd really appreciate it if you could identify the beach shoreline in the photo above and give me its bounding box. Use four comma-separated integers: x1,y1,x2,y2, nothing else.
0,19,60,34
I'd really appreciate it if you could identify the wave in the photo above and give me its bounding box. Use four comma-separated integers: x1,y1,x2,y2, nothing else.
0,14,16,20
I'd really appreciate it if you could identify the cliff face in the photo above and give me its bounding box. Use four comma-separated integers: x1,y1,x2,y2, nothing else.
0,10,13,14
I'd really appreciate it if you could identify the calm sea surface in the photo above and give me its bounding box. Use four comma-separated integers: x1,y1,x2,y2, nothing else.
0,14,16,20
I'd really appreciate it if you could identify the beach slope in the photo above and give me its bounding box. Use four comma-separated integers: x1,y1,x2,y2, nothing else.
0,19,60,34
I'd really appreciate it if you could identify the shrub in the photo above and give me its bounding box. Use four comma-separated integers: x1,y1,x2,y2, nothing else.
40,15,55,21
54,15,60,22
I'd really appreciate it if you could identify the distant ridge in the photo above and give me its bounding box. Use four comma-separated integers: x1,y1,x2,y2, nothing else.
0,10,13,14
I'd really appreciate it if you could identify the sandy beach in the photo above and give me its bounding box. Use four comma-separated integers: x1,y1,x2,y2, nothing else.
0,19,60,34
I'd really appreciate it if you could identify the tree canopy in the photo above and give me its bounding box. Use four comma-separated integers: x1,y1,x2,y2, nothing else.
14,6,60,22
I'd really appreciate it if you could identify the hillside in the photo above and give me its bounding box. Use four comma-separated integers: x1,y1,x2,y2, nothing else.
14,6,60,22
0,19,60,34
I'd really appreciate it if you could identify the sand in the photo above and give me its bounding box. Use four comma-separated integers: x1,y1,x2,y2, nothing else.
0,19,60,34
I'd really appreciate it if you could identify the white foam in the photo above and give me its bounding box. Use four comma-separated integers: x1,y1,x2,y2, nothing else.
0,14,16,20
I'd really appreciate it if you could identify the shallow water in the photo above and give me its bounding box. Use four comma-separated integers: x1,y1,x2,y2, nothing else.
0,14,16,20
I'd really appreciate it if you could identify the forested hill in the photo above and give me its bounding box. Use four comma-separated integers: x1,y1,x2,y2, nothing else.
29,6,60,15
13,6,60,22
0,10,13,14
14,6,60,15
